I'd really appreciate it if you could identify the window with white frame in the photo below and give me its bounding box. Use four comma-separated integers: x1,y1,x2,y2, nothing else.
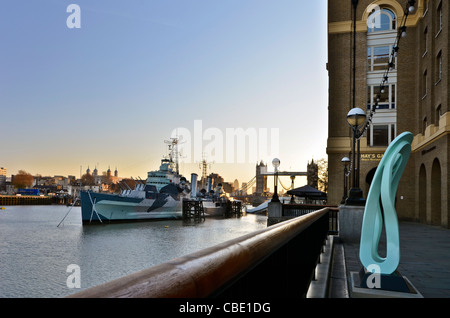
367,84,396,110
367,45,396,72
368,123,396,147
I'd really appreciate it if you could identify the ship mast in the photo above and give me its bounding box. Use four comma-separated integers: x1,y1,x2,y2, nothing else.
165,137,180,175
199,153,213,189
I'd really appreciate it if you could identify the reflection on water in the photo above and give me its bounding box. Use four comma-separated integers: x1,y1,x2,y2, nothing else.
0,205,267,297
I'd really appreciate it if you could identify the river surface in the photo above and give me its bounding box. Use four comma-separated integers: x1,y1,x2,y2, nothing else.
0,205,268,298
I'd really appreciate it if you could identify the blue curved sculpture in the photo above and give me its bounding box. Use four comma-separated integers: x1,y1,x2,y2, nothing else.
359,132,413,275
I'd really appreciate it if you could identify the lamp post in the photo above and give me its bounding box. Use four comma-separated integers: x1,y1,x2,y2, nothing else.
341,157,350,204
346,108,366,206
351,0,359,111
272,158,280,202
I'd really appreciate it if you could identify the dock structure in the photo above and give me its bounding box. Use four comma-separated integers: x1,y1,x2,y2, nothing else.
0,195,76,206
0,195,52,206
182,199,205,221
224,200,242,218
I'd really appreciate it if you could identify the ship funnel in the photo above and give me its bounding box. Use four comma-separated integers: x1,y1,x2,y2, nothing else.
190,173,198,198
207,176,212,193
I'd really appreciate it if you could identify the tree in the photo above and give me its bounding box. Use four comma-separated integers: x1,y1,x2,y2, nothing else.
317,159,329,193
81,173,95,186
12,170,34,189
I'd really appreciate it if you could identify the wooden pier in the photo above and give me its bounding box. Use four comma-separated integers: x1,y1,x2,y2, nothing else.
0,195,52,206
182,199,205,221
225,200,242,218
0,195,77,206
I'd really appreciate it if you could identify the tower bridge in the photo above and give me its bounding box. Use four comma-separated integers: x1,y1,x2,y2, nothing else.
231,160,319,205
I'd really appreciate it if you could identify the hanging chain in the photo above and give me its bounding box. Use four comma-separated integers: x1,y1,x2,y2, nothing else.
358,1,416,138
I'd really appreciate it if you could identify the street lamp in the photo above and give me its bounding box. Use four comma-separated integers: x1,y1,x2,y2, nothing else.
347,108,366,127
341,157,350,204
272,158,280,202
346,108,366,206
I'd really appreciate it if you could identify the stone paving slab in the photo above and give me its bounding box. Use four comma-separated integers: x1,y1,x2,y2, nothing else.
340,222,450,298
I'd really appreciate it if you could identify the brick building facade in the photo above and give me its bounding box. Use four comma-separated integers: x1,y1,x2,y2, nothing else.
327,0,449,227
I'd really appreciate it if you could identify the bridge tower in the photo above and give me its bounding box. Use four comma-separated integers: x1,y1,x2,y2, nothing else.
307,159,319,189
255,161,268,195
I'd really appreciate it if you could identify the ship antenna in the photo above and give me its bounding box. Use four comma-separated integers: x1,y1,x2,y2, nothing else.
165,135,180,175
174,137,179,175
198,153,214,189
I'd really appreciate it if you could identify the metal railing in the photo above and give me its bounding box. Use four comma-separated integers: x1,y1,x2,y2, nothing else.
281,204,333,217
328,208,339,235
282,204,339,235
69,208,332,298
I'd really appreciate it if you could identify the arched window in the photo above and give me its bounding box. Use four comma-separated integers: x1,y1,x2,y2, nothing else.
368,8,397,33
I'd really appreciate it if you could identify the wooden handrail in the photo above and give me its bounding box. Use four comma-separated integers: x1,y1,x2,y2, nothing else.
69,208,330,298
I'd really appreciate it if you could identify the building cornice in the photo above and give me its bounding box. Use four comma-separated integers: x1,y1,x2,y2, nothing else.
328,113,450,155
328,111,449,156
327,136,387,154
412,112,450,153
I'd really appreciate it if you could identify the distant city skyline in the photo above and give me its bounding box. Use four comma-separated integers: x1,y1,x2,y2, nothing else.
0,0,328,187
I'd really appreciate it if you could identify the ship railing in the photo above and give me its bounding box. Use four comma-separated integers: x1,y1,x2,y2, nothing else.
69,207,332,298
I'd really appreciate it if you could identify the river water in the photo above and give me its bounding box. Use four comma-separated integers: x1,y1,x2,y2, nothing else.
0,205,268,298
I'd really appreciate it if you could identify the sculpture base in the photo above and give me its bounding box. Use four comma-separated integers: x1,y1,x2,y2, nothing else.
350,269,423,298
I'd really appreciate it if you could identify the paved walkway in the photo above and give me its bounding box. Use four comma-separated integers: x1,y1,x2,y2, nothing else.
329,221,450,298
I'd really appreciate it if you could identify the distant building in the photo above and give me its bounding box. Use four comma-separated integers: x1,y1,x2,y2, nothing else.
222,182,233,194
112,167,119,184
241,182,248,195
327,0,449,227
233,179,239,193
0,167,6,191
207,173,225,190
88,165,119,185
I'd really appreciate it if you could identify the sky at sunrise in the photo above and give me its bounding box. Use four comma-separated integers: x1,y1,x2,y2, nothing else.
0,0,328,187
